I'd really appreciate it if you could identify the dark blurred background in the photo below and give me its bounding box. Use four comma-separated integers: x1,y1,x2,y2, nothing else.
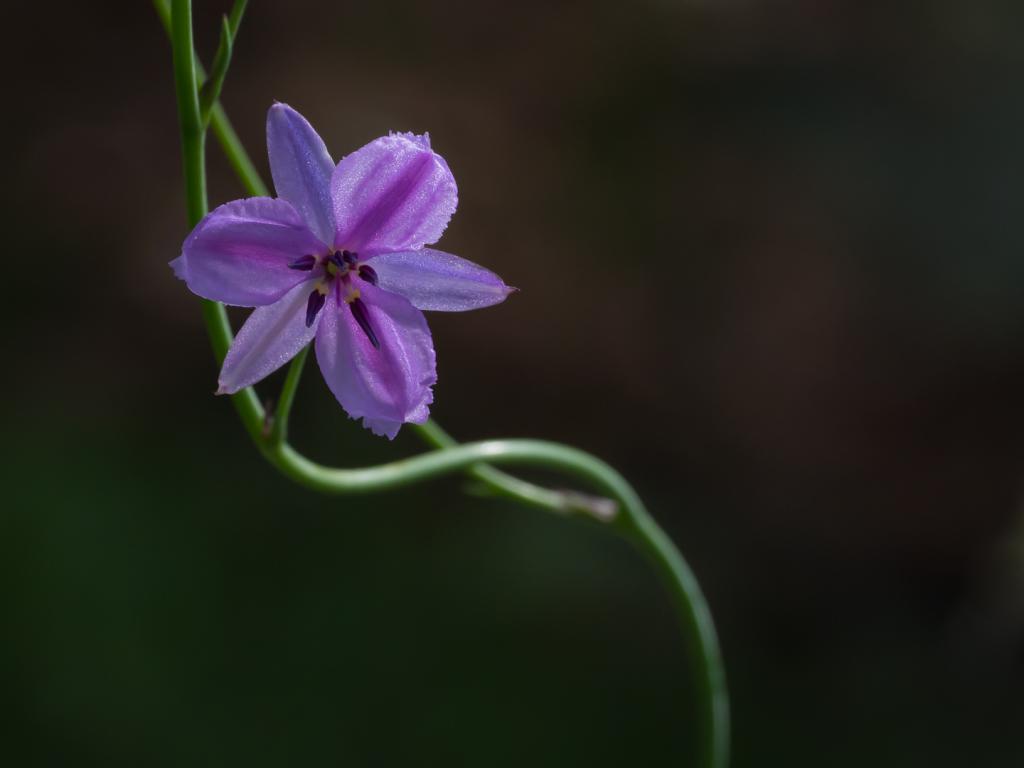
2,0,1023,765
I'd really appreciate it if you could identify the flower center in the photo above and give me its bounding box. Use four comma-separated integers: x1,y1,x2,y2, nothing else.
289,250,380,348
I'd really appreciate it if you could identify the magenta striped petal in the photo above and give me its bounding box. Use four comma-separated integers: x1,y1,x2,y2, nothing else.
366,248,514,311
266,103,337,245
172,197,325,307
330,133,457,253
314,282,436,439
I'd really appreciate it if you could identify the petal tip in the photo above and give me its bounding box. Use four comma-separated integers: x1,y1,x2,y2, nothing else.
169,255,188,281
363,416,402,440
267,102,303,129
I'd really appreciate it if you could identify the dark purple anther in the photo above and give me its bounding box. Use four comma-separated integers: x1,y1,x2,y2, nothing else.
358,264,378,285
342,250,359,267
288,254,317,271
327,251,346,270
305,289,326,327
349,297,381,349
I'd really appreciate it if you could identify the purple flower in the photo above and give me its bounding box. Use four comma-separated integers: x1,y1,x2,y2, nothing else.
171,104,513,439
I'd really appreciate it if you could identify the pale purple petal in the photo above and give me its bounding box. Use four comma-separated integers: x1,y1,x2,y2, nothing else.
366,248,515,312
217,279,321,394
266,103,337,245
330,133,457,253
172,198,325,307
314,282,436,439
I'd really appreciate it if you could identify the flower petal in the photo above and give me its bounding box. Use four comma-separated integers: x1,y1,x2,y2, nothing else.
330,133,457,253
266,103,337,245
314,282,436,439
172,197,325,307
217,279,321,394
366,248,515,312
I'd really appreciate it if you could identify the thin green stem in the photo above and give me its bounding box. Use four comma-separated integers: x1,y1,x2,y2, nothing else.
269,344,310,444
209,106,269,196
155,0,268,197
199,17,234,126
413,419,613,518
226,0,248,35
198,1,248,125
164,2,728,765
616,504,731,767
170,0,205,227
170,0,266,442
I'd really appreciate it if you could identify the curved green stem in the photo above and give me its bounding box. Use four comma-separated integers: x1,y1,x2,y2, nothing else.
164,2,728,765
413,419,615,518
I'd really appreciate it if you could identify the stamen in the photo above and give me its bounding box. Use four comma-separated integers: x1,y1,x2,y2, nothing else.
288,254,317,271
342,250,359,267
328,251,346,270
305,288,326,327
358,264,378,285
349,297,380,350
